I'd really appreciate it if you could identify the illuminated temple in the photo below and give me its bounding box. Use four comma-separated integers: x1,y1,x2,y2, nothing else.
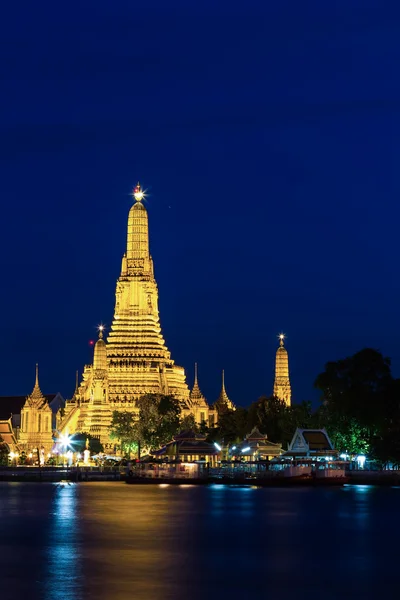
59,184,219,447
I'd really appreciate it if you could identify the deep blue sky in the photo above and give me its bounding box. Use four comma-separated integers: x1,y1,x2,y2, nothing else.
1,1,400,407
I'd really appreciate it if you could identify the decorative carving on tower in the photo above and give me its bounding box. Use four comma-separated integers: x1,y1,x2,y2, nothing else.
273,334,291,406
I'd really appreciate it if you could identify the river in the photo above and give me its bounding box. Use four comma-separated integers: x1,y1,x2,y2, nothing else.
0,482,398,599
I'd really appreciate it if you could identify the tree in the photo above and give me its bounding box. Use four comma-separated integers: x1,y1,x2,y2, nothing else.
314,348,396,453
216,407,249,444
246,396,294,445
0,436,8,466
134,394,181,452
109,411,138,456
179,414,199,433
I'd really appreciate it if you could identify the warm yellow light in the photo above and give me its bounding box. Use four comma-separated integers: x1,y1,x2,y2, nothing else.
279,333,285,341
133,182,146,202
28,453,33,458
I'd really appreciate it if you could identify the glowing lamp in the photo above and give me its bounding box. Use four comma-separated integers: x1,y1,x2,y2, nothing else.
357,455,366,468
241,447,251,453
214,443,222,451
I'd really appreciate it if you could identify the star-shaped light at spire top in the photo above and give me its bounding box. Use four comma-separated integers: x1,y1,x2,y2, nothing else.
97,324,106,339
278,333,286,346
133,182,146,202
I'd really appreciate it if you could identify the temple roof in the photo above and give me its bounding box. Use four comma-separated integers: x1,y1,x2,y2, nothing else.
190,363,208,407
214,370,235,412
155,434,219,457
0,419,18,450
173,429,207,442
246,427,267,441
287,428,335,455
0,393,61,420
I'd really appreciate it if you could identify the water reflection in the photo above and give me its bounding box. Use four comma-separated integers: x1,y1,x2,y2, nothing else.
1,483,400,600
45,483,82,600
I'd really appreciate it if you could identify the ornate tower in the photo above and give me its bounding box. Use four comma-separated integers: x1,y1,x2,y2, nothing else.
273,334,291,406
186,363,217,427
60,183,191,448
106,183,189,403
19,364,53,454
75,326,112,445
214,370,235,414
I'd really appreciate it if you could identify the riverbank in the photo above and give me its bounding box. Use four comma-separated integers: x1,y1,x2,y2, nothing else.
2,466,400,486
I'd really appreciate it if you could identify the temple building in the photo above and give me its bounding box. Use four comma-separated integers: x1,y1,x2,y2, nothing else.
235,427,282,461
18,365,55,455
214,370,235,414
59,184,197,448
273,334,291,405
186,363,218,428
0,366,65,456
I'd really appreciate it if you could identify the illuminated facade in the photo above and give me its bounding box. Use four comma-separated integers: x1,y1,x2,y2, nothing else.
59,184,219,448
273,334,291,406
19,365,54,454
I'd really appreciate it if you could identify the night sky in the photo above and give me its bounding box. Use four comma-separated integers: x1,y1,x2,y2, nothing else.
1,1,400,407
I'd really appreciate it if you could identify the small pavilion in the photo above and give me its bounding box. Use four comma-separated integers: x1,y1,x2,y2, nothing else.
154,430,220,465
234,427,282,461
283,428,337,459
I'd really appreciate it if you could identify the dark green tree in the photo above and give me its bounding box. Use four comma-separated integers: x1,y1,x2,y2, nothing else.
0,437,8,466
216,407,249,444
109,411,138,456
134,394,181,452
179,414,199,433
314,348,395,453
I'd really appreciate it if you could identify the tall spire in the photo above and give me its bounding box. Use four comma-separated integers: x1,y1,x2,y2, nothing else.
27,363,46,408
190,362,204,402
126,182,150,264
273,333,291,406
214,369,235,413
93,324,107,371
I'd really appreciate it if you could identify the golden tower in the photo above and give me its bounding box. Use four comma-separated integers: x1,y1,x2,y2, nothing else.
273,334,291,406
106,184,189,403
214,369,235,414
60,184,190,447
187,363,217,427
19,364,53,453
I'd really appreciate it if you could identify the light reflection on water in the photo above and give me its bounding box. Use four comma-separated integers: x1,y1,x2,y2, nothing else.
1,482,400,600
45,483,81,600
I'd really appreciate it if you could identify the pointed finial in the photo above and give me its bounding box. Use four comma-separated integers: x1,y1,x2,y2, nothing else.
278,333,285,347
97,324,105,339
194,362,198,384
75,370,79,392
35,363,39,386
222,369,225,391
133,182,145,202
